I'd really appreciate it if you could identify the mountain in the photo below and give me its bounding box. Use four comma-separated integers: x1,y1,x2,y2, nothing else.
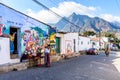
55,13,120,32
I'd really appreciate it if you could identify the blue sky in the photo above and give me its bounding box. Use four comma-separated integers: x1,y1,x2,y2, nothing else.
1,0,120,23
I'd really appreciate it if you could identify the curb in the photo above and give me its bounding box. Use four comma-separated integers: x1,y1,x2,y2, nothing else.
0,53,82,73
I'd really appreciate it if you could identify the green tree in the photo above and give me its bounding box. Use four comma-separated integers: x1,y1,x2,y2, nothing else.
104,32,120,44
83,31,96,36
105,32,115,38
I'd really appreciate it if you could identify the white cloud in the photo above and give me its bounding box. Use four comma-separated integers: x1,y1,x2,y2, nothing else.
26,1,98,23
100,14,120,22
26,1,120,23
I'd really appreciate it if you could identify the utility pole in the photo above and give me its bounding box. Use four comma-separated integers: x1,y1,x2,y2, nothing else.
99,28,102,50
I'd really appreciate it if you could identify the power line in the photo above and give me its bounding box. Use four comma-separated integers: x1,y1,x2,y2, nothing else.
0,3,52,28
115,0,120,13
45,0,82,32
49,0,58,6
32,0,82,32
49,0,68,10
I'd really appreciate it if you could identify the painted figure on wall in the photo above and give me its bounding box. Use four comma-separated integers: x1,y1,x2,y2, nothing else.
50,28,56,45
66,40,72,54
0,16,3,36
0,24,3,36
49,28,56,55
0,16,10,38
10,32,16,54
0,16,6,36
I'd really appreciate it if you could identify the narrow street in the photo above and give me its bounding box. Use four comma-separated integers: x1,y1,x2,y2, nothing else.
0,51,120,80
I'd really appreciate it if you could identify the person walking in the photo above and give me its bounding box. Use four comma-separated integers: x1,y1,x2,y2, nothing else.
105,43,110,57
44,45,50,67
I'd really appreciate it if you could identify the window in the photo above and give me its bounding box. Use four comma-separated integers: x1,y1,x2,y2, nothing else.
88,42,89,44
92,42,95,45
81,41,83,45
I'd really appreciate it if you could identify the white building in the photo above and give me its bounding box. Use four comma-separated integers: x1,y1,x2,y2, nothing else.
78,36,91,51
56,32,79,55
90,37,108,50
56,32,92,55
0,3,52,65
0,37,11,64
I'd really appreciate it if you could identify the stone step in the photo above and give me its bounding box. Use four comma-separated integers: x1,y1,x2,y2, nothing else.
10,59,20,64
10,54,19,59
0,62,28,73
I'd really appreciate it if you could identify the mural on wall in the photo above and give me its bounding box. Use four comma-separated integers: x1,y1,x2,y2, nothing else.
0,16,4,36
49,27,56,55
0,4,54,56
21,24,50,56
50,27,56,45
0,16,9,37
65,40,72,54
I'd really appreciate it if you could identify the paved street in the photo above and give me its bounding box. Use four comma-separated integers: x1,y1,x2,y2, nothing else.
0,51,120,80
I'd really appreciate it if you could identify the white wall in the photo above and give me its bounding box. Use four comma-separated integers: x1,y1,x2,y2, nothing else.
0,37,10,65
79,36,91,51
56,33,79,54
90,37,108,50
64,33,79,53
91,41,99,50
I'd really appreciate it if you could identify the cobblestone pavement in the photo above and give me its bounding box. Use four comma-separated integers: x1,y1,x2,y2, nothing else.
0,51,120,80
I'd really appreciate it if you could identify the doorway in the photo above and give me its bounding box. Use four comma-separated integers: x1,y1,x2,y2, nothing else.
56,37,60,53
10,27,20,59
74,39,76,52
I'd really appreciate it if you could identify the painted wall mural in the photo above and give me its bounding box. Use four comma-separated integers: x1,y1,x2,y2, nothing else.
0,4,56,57
21,25,49,55
0,16,4,36
50,28,56,45
65,40,72,54
49,27,56,55
0,16,9,37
